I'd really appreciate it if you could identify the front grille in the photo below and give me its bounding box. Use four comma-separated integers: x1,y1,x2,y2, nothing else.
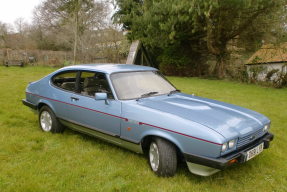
237,128,265,148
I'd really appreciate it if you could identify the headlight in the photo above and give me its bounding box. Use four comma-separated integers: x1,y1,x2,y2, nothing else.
228,140,236,148
221,143,228,152
263,124,270,132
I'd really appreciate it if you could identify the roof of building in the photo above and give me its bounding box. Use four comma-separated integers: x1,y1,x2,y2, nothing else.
246,42,287,65
60,64,156,74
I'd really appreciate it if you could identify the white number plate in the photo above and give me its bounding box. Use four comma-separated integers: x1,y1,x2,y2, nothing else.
246,143,264,161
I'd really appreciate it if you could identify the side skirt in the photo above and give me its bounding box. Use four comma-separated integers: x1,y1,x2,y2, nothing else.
59,118,143,154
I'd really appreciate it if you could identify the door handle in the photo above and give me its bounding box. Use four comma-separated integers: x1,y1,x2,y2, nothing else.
70,97,79,101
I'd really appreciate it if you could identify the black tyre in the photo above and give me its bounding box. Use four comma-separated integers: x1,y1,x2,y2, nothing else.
148,137,177,177
39,106,64,133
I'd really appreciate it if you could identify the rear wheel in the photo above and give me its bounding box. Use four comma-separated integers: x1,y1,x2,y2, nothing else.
39,106,64,133
148,137,177,177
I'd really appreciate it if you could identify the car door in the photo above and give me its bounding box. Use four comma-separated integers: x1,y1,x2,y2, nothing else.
67,71,122,136
50,70,79,120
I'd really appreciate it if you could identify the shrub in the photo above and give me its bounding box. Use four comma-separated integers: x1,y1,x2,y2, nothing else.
157,46,209,77
248,66,266,83
226,65,249,82
159,54,193,76
272,71,287,88
265,69,280,81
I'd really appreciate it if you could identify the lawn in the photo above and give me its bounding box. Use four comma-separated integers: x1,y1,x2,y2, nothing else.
0,66,286,192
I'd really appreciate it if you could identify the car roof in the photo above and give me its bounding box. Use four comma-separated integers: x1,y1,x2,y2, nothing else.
60,64,157,74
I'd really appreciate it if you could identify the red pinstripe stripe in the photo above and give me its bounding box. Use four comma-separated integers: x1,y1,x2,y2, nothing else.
139,122,222,146
26,92,128,121
26,92,222,145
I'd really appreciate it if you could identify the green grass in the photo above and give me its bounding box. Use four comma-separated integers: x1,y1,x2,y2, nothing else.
0,66,286,192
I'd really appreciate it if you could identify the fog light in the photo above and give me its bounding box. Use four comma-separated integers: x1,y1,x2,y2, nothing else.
222,143,228,152
228,140,235,148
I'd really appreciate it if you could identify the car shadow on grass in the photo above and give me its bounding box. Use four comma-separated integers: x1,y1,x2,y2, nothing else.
62,127,143,157
61,127,265,181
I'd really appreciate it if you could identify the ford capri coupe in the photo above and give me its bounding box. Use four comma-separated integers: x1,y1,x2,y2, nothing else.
22,64,274,177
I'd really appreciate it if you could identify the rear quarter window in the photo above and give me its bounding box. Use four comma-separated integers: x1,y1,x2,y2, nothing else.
52,71,77,92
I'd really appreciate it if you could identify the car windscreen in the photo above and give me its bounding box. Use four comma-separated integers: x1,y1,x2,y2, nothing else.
111,71,176,100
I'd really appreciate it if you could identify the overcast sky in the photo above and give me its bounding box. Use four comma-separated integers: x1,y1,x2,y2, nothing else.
0,0,43,24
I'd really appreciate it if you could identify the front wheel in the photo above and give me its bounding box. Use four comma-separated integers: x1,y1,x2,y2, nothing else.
39,106,64,133
149,137,177,177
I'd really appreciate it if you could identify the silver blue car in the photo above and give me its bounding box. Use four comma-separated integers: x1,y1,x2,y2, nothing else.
22,64,274,177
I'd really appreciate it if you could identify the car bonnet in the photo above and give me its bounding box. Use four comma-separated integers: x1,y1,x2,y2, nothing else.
137,93,270,139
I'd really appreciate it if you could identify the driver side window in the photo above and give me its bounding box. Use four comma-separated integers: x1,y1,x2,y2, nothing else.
79,71,114,99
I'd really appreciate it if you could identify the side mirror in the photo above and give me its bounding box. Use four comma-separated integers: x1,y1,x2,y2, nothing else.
95,93,109,105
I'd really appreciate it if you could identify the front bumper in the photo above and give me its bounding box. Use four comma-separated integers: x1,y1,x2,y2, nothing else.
184,132,274,171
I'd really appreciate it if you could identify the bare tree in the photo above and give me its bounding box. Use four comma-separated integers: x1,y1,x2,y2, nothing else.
0,22,9,48
34,0,108,63
14,18,28,34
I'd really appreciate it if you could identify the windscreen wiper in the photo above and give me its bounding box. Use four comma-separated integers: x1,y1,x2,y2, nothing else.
168,89,180,96
139,91,159,99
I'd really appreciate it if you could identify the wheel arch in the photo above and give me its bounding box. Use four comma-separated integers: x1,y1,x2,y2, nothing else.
37,100,56,113
140,131,184,158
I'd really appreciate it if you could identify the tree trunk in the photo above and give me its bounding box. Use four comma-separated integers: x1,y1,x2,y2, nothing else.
213,54,226,79
73,11,78,65
213,48,229,79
